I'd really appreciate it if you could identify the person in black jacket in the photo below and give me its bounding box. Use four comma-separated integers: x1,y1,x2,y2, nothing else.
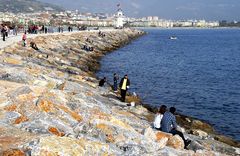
1,25,6,41
99,77,107,87
119,75,130,102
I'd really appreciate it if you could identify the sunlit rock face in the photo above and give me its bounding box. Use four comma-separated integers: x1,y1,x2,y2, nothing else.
0,29,239,156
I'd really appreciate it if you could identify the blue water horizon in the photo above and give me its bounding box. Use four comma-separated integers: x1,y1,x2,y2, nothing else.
97,28,240,141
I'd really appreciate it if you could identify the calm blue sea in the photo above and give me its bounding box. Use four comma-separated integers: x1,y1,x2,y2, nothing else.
97,28,240,141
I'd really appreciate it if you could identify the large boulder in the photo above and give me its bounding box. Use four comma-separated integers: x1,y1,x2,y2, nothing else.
156,131,173,142
191,129,208,138
167,135,185,150
30,136,116,156
143,127,156,141
1,149,25,156
191,120,214,133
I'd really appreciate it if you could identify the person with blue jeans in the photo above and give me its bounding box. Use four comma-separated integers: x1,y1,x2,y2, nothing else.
113,73,119,92
161,107,191,149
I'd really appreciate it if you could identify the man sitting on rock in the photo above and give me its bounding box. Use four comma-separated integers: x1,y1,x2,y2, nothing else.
99,77,107,87
161,107,191,149
30,41,39,51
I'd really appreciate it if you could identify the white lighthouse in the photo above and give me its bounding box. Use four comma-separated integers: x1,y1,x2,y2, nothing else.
115,5,125,28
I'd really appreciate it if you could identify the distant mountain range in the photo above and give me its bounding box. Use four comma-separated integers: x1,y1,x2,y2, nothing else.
38,0,239,21
0,0,64,13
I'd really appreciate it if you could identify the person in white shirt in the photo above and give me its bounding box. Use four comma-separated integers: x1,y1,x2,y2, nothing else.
153,105,167,130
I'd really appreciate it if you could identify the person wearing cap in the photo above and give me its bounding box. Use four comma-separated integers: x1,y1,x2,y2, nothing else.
119,75,130,102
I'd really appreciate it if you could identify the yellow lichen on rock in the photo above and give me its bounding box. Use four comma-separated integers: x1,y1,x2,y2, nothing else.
167,135,185,150
3,57,22,65
96,123,114,134
38,100,54,112
91,108,111,120
48,127,65,137
17,93,35,103
57,105,83,122
4,104,17,112
86,91,94,96
35,136,111,156
46,81,57,89
156,131,173,142
110,116,135,132
14,114,29,124
2,149,25,156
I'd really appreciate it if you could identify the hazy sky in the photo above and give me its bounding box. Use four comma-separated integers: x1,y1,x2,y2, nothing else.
39,0,240,20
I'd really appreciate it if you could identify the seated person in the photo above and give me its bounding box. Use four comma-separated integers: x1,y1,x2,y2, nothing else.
30,41,39,50
99,77,107,87
161,107,191,149
153,105,167,130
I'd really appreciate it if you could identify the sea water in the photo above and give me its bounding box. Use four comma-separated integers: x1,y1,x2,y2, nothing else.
97,28,240,141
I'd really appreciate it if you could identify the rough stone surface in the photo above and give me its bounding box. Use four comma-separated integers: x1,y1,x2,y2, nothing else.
143,127,157,141
156,131,173,142
0,29,239,156
167,135,185,150
192,129,208,138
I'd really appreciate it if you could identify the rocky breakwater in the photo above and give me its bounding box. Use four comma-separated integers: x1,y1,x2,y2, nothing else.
0,28,239,156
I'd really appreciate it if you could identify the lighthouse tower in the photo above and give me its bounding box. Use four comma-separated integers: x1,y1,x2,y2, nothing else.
115,4,124,28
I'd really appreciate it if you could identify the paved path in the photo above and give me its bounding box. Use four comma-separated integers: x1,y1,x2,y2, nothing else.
0,29,117,50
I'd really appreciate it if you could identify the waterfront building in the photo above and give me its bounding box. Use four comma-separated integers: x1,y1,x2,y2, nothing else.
153,16,159,21
115,6,125,28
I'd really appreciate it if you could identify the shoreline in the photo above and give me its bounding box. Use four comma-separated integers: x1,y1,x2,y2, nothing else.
95,29,240,146
0,29,239,155
134,27,240,30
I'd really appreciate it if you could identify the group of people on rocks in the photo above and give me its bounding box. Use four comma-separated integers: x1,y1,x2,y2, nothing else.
98,31,106,38
83,38,94,51
99,73,191,149
1,24,8,41
27,25,51,34
68,26,73,32
99,73,130,102
1,24,19,41
58,26,64,33
1,24,57,41
153,105,191,149
82,45,94,52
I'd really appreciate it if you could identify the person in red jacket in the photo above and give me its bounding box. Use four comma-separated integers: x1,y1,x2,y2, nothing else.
22,31,27,47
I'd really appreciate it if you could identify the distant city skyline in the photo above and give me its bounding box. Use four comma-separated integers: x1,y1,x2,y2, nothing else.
38,0,240,21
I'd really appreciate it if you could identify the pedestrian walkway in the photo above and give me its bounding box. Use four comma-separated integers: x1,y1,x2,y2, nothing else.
0,31,78,50
0,29,118,50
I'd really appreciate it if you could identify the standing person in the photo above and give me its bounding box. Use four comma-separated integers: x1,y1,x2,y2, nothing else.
44,27,48,34
13,25,18,36
1,25,6,41
161,107,191,149
113,73,119,92
119,75,130,102
58,26,61,33
42,25,45,33
22,31,27,47
5,25,8,38
153,105,167,130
